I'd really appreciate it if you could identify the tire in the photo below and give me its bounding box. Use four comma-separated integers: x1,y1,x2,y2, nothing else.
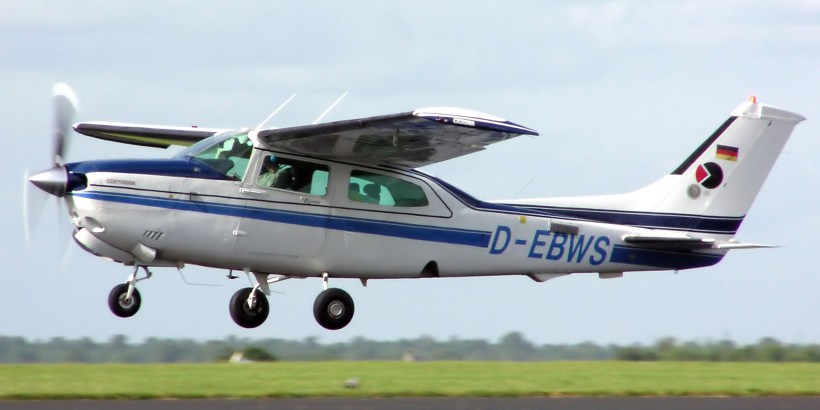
313,288,354,330
108,283,141,318
229,287,269,328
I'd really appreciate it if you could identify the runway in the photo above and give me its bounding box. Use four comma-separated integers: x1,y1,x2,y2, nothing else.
2,397,819,410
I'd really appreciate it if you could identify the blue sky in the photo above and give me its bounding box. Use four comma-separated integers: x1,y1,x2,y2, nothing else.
1,1,818,345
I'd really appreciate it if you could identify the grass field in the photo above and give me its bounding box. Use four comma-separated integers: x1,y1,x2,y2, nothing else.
0,361,818,399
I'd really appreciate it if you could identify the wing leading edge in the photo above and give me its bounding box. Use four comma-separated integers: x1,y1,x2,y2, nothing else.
255,107,538,168
74,122,230,149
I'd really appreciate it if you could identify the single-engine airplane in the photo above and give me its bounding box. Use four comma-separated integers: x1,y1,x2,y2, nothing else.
27,84,804,331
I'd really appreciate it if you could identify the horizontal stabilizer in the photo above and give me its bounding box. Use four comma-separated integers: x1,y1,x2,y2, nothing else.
623,234,715,250
624,234,775,251
713,242,777,250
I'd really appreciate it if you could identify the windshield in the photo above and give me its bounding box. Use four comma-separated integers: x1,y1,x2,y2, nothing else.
175,132,253,180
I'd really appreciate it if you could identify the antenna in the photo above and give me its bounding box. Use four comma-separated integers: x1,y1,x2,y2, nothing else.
513,177,535,199
312,91,349,125
255,93,296,130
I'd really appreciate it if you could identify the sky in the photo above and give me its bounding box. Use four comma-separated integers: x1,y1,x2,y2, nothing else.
1,0,818,346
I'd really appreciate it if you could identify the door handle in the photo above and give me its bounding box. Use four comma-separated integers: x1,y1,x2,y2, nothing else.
239,187,267,195
300,196,320,205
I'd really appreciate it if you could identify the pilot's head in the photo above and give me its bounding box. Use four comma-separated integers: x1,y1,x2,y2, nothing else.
263,155,278,169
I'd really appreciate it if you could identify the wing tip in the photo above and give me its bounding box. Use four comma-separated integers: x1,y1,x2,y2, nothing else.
413,107,538,136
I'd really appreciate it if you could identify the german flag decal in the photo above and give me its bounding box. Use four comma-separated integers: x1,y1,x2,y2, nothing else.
716,144,739,162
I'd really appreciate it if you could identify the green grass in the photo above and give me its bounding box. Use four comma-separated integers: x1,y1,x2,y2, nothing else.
0,361,818,399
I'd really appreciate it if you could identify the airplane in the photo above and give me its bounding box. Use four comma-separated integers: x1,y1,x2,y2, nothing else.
27,84,805,331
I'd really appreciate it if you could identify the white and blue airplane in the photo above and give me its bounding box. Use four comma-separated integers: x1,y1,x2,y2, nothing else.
28,84,804,331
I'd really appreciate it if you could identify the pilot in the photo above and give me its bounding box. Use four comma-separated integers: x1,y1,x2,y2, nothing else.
258,155,294,189
362,183,381,204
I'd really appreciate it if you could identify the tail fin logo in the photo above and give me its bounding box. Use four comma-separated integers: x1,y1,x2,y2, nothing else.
695,162,723,189
716,144,739,162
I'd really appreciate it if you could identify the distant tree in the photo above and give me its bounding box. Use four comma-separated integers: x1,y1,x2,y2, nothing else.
0,334,819,363
498,332,535,361
242,346,276,362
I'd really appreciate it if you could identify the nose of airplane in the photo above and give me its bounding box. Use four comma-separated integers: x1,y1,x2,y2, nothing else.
28,166,85,197
29,166,68,197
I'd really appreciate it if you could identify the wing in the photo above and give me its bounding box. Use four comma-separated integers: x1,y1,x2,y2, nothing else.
74,122,231,149
254,107,538,168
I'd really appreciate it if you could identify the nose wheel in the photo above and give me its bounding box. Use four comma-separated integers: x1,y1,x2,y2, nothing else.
108,283,141,318
108,266,151,318
313,288,354,330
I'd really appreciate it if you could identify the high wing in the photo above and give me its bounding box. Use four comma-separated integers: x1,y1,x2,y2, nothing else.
254,107,538,168
74,122,230,149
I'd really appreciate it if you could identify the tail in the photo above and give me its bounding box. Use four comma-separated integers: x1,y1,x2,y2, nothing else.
512,98,805,237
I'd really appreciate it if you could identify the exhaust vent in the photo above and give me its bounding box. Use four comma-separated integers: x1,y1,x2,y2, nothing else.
143,230,165,241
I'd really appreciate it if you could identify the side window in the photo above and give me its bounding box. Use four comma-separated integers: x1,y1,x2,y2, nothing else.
257,154,329,195
348,170,429,207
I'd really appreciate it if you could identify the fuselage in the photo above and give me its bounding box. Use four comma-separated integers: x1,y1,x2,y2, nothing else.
63,132,726,281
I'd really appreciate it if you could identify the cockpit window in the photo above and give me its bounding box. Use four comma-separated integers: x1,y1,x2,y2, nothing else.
257,154,330,196
175,132,253,180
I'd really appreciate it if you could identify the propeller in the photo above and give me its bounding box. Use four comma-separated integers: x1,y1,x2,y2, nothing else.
23,83,80,244
52,83,78,166
28,83,79,196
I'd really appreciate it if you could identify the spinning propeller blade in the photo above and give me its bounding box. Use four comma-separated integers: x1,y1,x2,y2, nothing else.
22,168,47,245
24,83,80,246
29,83,79,197
52,82,78,166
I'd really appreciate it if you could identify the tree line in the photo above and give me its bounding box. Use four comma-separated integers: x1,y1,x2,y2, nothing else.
0,333,817,363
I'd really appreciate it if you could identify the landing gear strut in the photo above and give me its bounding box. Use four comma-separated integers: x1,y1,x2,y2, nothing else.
108,266,152,318
313,273,354,330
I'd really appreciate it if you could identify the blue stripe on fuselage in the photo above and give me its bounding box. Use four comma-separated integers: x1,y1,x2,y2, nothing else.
67,158,234,180
421,173,743,235
71,190,491,248
74,190,722,270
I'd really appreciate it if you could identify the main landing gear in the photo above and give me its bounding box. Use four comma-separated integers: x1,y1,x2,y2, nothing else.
108,266,152,318
228,287,269,328
227,272,355,331
106,267,356,331
313,273,355,330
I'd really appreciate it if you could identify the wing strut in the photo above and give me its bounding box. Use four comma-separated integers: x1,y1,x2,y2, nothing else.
255,94,296,130
312,91,349,124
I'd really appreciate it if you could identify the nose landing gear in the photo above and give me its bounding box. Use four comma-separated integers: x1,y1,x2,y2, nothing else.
108,266,152,318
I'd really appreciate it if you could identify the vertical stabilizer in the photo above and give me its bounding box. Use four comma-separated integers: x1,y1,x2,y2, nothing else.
511,98,805,236
654,98,804,219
